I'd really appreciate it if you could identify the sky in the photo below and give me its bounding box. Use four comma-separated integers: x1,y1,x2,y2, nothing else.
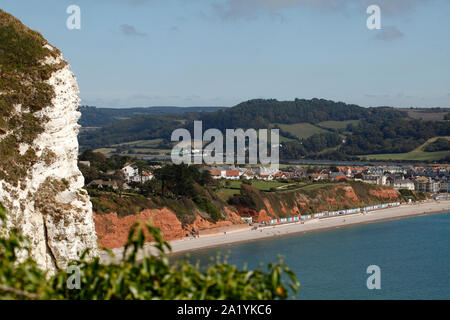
1,0,450,108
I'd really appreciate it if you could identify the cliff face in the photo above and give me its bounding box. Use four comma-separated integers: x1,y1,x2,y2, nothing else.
0,10,98,271
92,182,401,249
94,207,243,249
229,182,401,223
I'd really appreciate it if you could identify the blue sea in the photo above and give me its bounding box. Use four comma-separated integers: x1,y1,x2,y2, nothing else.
171,212,450,299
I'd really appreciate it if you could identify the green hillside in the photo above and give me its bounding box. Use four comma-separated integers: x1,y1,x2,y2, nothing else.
276,123,329,139
79,106,225,127
78,99,450,162
361,150,450,161
318,120,360,130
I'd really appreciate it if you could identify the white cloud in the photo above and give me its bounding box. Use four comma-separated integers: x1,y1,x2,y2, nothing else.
120,24,148,37
212,0,433,19
374,26,404,41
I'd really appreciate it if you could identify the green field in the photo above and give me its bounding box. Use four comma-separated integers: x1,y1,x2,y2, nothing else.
217,180,290,201
361,150,450,161
111,139,164,147
276,123,329,139
94,147,171,158
216,188,240,201
317,120,360,130
92,139,173,157
216,180,335,199
93,147,117,156
223,180,288,191
279,135,296,143
299,183,334,191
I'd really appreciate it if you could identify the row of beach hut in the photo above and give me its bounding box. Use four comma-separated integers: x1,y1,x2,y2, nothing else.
268,202,400,225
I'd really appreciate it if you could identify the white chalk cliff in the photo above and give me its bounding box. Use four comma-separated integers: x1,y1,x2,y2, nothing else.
0,10,98,271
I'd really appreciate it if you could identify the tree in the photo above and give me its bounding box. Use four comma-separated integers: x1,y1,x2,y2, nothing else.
79,150,109,172
330,166,340,173
134,160,150,184
153,164,205,198
78,162,101,184
199,169,212,186
140,179,160,197
111,170,126,196
424,138,450,152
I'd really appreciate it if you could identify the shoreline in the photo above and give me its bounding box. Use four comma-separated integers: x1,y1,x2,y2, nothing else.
99,200,450,263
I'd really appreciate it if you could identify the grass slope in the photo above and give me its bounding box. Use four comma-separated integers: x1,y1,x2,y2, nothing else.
361,150,450,161
276,123,329,139
317,120,360,130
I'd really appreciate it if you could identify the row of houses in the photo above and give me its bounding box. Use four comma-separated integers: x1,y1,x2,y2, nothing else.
85,163,157,190
86,160,450,194
359,175,449,193
206,164,450,193
207,167,298,181
305,165,450,193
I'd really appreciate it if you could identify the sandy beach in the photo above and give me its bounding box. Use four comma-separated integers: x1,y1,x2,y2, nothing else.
100,199,450,263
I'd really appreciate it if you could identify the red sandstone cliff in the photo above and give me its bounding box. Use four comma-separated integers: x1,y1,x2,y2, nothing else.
94,206,243,249
94,182,401,249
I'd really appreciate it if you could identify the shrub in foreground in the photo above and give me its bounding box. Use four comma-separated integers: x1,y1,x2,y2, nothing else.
0,203,299,300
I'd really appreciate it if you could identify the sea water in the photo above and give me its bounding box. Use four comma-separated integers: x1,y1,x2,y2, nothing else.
171,212,450,299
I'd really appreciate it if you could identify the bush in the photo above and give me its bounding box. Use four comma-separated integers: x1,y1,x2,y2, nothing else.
0,203,299,300
194,195,222,222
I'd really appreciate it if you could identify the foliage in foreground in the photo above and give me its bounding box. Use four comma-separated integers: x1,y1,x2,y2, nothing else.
0,203,299,300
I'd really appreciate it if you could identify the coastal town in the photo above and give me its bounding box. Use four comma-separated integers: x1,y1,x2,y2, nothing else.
83,160,450,195
206,164,450,193
1,1,450,302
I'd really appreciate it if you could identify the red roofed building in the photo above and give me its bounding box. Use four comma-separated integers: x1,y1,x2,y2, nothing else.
226,170,240,180
209,169,222,179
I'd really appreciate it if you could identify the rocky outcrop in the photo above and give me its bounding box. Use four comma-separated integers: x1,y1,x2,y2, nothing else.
94,209,185,249
94,207,244,249
0,10,97,271
368,188,399,200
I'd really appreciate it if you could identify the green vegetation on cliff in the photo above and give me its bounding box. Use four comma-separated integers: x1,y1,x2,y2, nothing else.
0,10,66,186
82,155,227,224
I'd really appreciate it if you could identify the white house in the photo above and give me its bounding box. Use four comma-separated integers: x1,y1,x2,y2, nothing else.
259,173,273,181
121,165,153,183
242,171,255,180
141,171,154,182
122,165,137,181
393,179,415,191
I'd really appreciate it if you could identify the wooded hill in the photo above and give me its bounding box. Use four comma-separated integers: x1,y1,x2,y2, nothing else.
78,99,450,161
78,106,224,128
